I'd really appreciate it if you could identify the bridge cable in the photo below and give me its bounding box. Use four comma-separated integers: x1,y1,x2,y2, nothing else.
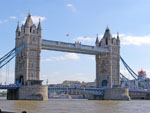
120,56,150,90
0,44,25,68
120,56,138,77
120,56,137,79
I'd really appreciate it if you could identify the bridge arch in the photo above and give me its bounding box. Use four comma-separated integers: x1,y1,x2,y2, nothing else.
101,80,108,88
19,75,24,85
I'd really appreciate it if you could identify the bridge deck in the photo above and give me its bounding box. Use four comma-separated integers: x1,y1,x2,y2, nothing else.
48,87,104,95
0,85,19,89
42,39,109,55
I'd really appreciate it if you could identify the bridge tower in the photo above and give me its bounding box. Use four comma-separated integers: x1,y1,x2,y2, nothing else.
7,13,48,100
96,27,120,88
15,12,42,85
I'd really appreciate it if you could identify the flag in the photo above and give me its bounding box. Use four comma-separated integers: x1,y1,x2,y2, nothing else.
66,34,70,37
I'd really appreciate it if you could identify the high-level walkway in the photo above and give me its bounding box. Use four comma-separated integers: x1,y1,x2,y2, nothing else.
42,39,109,55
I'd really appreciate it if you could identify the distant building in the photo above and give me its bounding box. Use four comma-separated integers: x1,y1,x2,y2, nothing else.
48,80,96,88
86,82,96,88
138,70,146,80
121,69,150,89
62,80,81,87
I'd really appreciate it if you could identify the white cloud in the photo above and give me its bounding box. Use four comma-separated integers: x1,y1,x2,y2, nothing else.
0,20,2,24
73,36,95,42
66,3,76,12
22,16,47,24
42,53,80,62
9,16,17,19
120,34,150,46
73,33,150,46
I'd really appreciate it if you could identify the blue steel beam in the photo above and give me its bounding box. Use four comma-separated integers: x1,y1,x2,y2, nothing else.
0,45,24,68
48,87,104,95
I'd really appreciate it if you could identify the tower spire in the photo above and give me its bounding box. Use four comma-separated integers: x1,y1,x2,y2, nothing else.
117,32,119,40
37,19,42,30
25,12,33,27
106,25,109,31
103,25,112,40
16,21,20,32
95,34,99,46
28,12,31,17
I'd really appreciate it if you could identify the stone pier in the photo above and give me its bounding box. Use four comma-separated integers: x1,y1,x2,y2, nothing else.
7,85,48,100
104,88,130,100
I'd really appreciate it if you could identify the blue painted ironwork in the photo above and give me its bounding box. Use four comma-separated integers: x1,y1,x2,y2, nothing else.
0,84,19,89
48,87,104,95
0,45,25,68
120,56,150,90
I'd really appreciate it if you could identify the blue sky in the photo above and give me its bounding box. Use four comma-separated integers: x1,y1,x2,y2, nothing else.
0,0,150,84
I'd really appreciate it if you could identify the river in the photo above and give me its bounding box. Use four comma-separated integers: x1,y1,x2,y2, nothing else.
0,98,150,113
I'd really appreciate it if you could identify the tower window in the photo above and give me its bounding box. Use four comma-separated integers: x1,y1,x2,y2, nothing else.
106,39,108,45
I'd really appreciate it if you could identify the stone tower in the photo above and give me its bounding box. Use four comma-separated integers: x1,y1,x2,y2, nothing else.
96,27,120,88
15,12,42,85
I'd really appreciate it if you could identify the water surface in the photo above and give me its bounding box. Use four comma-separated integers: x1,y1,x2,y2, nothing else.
0,98,150,113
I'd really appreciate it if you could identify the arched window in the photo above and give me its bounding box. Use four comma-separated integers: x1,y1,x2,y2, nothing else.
102,80,108,88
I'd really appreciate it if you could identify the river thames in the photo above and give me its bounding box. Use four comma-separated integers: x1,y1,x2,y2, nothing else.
0,98,150,113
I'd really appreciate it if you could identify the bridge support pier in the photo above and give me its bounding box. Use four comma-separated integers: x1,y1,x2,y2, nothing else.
87,95,103,100
7,89,19,100
104,88,130,100
7,85,48,101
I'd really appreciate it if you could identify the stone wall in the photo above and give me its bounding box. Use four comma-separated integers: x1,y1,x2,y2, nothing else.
104,88,130,100
18,85,48,100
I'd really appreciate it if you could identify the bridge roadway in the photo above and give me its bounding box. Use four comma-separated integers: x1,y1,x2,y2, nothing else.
41,39,109,55
0,84,19,89
48,87,104,95
1,84,150,99
48,87,150,97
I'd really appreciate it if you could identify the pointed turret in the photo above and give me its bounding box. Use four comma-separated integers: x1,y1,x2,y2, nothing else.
16,21,20,37
117,32,119,40
16,21,20,32
103,26,112,40
25,12,33,28
37,19,42,30
37,19,42,36
95,34,99,46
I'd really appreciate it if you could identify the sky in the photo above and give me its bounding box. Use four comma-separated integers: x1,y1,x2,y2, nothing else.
1,0,150,85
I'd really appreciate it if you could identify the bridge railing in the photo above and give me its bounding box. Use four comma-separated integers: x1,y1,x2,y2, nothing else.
48,87,104,95
0,84,19,89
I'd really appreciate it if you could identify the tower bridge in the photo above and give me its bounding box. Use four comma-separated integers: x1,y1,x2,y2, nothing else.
1,13,131,100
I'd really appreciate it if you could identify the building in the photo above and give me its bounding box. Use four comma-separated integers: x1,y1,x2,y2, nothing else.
138,70,147,80
95,27,120,88
121,69,150,89
62,80,81,87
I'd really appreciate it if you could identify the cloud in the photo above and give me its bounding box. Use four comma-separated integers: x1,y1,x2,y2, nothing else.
66,3,76,12
9,16,17,19
42,53,80,62
0,16,17,24
22,16,47,24
73,36,95,42
73,34,150,46
120,34,150,46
